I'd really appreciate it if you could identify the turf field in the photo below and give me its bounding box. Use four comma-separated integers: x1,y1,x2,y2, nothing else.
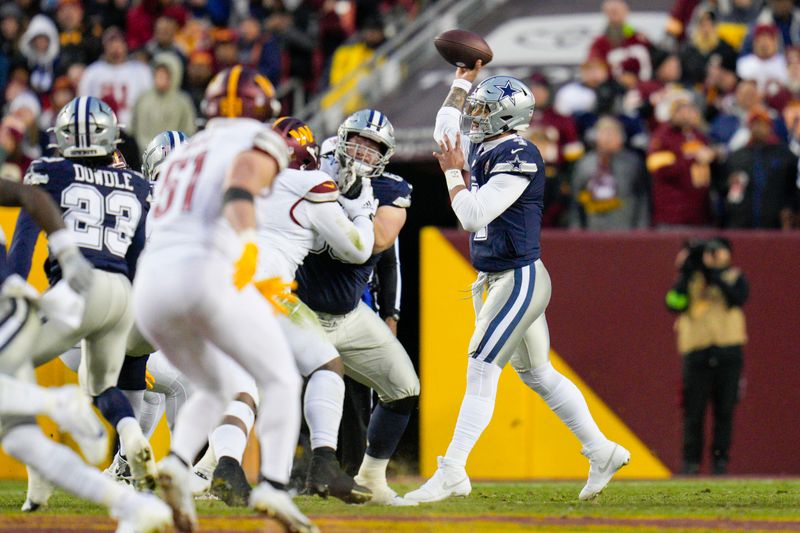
0,478,798,532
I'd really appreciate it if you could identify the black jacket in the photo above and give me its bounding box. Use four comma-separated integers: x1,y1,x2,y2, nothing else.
722,141,798,228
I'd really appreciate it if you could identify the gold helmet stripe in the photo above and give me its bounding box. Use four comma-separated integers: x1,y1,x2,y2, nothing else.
222,65,243,117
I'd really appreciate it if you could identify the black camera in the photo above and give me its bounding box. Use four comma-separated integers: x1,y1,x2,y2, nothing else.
681,237,732,275
682,238,707,274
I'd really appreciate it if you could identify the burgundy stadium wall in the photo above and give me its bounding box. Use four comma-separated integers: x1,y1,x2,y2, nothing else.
440,229,800,475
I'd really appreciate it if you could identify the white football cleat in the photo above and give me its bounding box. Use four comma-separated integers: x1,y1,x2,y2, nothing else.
404,456,471,503
157,455,197,533
104,453,133,486
21,466,54,512
113,492,173,533
250,482,319,533
579,442,630,501
353,473,418,507
125,434,158,491
47,386,107,465
189,466,213,497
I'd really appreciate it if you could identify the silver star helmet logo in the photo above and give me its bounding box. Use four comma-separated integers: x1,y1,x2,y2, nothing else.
494,81,523,105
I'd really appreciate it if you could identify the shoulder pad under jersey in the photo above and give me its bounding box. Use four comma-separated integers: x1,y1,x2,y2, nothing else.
488,137,541,177
373,172,412,208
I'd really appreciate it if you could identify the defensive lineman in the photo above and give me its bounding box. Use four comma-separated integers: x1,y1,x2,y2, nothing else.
406,62,629,503
296,109,420,506
133,65,315,533
9,96,159,491
195,116,376,505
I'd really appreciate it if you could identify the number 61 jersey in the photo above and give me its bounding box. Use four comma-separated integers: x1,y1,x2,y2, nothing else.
10,156,150,283
145,118,282,259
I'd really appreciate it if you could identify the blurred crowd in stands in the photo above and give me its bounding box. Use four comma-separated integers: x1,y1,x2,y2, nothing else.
528,0,800,230
2,0,799,231
0,0,425,177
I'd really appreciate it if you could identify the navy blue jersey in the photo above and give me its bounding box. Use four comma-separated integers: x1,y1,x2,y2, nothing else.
8,157,150,283
0,230,9,286
296,172,411,315
467,135,545,272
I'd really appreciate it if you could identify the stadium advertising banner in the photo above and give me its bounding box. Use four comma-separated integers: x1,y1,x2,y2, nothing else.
484,13,667,66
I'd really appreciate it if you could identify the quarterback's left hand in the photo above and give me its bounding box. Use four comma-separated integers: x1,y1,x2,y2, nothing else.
434,131,465,173
253,277,298,315
233,241,259,290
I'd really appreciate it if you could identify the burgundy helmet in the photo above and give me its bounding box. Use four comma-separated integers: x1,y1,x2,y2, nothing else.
201,65,281,121
272,116,320,170
110,149,128,169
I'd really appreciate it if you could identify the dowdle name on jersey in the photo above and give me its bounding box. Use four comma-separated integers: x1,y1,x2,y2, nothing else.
72,164,136,191
9,156,150,283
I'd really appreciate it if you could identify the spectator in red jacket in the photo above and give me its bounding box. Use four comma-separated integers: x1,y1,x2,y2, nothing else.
589,0,652,81
126,0,186,52
665,0,701,43
647,91,714,227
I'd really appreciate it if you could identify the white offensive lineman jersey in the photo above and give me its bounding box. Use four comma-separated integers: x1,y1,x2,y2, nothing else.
256,168,374,281
146,118,281,259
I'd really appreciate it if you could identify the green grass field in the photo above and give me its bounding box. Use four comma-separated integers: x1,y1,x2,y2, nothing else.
0,478,798,531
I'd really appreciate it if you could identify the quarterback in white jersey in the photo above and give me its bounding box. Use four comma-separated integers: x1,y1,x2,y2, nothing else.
133,65,316,533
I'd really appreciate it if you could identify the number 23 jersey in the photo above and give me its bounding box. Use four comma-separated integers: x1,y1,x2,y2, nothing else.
15,156,150,282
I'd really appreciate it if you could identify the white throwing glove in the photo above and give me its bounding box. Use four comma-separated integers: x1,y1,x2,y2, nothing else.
338,178,377,220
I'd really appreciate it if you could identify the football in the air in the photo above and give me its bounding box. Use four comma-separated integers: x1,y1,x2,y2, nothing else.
434,29,493,69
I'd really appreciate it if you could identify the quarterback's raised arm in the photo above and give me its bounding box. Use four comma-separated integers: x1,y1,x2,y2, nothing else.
434,61,482,140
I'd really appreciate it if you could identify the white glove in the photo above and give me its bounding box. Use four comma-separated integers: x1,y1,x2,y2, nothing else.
338,178,377,220
40,281,86,331
48,230,94,294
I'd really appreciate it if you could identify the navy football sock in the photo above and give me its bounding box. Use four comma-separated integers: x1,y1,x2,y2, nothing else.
365,404,410,460
93,387,135,428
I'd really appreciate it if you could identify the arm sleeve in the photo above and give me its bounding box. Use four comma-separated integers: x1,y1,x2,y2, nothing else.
306,200,375,264
706,269,749,307
375,242,401,318
450,172,530,232
434,106,470,166
7,209,42,279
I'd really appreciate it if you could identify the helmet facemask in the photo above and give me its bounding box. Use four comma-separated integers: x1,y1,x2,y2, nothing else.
335,134,390,197
460,97,494,143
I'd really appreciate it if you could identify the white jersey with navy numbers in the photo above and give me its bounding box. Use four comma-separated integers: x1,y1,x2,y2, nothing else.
146,118,274,258
256,168,339,281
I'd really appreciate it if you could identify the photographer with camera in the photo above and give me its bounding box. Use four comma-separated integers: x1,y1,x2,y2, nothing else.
666,237,749,475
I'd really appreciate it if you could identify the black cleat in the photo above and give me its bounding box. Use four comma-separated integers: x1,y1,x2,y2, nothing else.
305,447,372,504
210,456,252,507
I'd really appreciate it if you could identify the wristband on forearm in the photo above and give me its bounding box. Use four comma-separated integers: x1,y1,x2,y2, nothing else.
238,228,257,243
444,168,465,191
451,79,473,92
